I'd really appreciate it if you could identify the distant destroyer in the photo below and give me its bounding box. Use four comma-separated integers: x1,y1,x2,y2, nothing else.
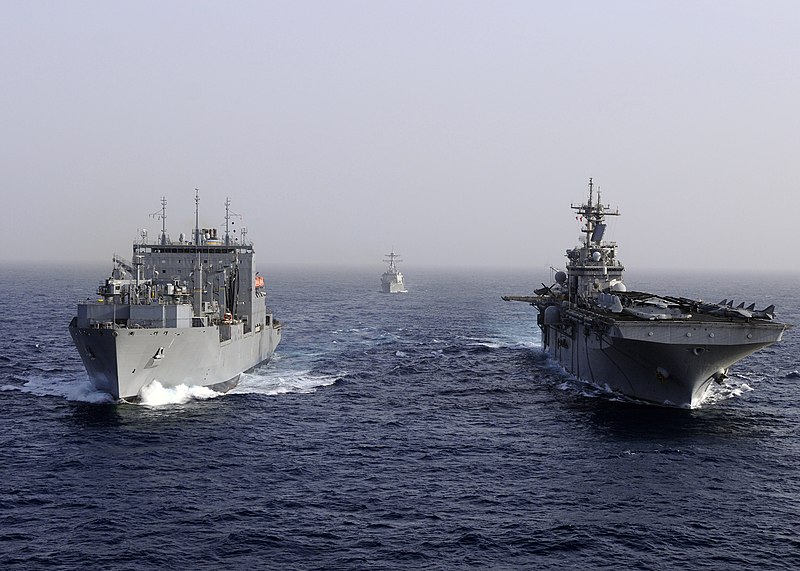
70,193,281,400
381,250,407,293
504,179,790,407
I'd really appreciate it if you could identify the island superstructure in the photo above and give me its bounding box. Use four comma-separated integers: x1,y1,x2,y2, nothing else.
69,193,281,400
381,250,407,293
504,179,790,407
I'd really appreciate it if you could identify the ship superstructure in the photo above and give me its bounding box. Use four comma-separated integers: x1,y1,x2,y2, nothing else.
504,179,790,407
69,193,281,400
381,250,407,293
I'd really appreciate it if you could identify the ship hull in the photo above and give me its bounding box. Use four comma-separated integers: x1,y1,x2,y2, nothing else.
541,316,786,407
381,273,407,293
381,280,407,294
69,318,281,400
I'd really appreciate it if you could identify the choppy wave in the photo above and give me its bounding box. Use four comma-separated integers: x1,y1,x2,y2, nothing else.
3,266,800,570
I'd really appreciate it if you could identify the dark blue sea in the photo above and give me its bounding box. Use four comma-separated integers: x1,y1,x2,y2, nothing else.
2,264,799,570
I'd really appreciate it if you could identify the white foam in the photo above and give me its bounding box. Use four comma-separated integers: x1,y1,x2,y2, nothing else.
703,376,755,405
231,368,342,396
555,377,638,405
464,334,539,351
137,380,221,406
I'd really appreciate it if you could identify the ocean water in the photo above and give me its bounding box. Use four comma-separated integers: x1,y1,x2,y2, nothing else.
1,264,799,570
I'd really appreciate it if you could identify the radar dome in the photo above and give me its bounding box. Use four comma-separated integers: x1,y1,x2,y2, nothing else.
554,271,567,284
544,305,561,325
592,251,602,262
610,280,627,292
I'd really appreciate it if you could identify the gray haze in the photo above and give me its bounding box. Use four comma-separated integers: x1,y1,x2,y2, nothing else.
2,1,799,271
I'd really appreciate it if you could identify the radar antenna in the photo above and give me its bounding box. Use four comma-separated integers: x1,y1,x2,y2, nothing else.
383,250,402,271
150,196,168,245
571,178,619,247
194,188,200,246
224,197,242,246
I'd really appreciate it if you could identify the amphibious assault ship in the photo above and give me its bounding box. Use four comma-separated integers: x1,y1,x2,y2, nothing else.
504,179,790,407
69,193,281,400
381,251,407,293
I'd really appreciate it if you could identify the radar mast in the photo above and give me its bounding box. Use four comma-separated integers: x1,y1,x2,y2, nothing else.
150,196,168,245
384,250,401,272
571,177,619,247
224,197,242,246
194,188,200,246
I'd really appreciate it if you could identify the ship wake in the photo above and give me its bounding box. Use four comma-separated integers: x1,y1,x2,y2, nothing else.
233,367,343,396
2,373,115,404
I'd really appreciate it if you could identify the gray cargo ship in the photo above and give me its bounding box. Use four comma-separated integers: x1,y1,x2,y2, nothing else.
381,250,407,293
504,179,790,407
70,193,281,400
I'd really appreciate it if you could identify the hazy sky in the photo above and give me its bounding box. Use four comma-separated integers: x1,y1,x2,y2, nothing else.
2,1,799,271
